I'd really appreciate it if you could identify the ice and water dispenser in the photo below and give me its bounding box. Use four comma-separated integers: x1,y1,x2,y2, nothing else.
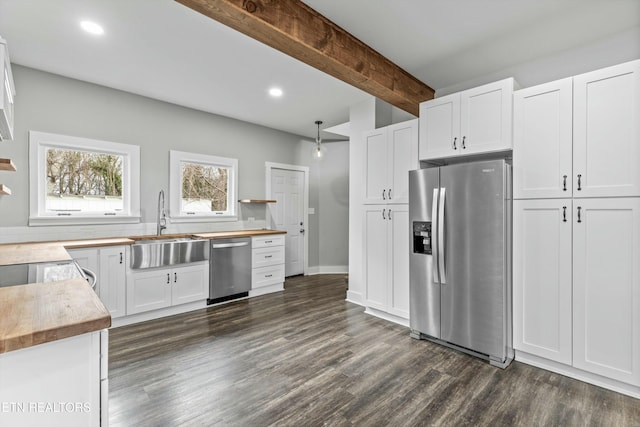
413,221,432,255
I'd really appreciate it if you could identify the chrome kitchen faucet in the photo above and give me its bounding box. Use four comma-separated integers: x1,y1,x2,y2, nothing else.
157,190,167,235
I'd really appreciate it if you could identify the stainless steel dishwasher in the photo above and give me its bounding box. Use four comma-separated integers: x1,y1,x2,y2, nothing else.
208,237,252,304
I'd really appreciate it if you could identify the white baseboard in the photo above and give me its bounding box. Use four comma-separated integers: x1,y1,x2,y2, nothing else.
364,306,410,328
306,265,348,275
515,350,640,399
346,290,364,306
249,283,284,297
111,300,207,328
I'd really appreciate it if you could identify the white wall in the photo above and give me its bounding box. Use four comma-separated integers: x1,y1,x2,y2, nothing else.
437,27,640,95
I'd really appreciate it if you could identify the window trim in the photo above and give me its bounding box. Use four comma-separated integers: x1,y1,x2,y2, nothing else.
169,150,238,222
29,131,141,226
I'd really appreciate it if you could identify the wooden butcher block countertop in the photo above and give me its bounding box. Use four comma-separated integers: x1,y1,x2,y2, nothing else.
193,229,286,239
0,278,111,354
0,242,72,266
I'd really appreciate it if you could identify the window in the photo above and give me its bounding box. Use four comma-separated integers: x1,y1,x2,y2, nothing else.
29,131,140,225
169,150,238,221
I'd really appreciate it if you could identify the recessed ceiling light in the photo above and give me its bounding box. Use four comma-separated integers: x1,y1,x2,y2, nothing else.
269,87,283,97
80,20,104,35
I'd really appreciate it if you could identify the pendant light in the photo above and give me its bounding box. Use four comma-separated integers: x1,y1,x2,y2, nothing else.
312,120,327,160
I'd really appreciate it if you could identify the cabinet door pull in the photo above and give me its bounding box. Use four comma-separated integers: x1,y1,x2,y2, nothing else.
174,272,177,283
577,174,582,191
388,188,392,199
388,209,392,220
577,206,582,223
167,273,170,284
452,137,457,150
563,175,567,191
462,136,466,149
562,206,567,222
382,189,386,200
120,252,123,264
382,209,386,220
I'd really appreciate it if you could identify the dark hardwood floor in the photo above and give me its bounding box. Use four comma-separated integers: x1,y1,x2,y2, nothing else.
109,275,640,426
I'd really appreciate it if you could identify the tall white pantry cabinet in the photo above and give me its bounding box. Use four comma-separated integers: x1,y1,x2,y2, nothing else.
513,59,640,395
362,119,418,324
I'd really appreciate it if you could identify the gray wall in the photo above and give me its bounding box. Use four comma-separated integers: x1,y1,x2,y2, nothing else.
0,65,350,272
0,65,303,228
294,140,350,272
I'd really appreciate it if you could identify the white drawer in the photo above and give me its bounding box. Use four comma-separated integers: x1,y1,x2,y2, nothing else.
252,264,285,289
252,245,285,268
252,234,285,248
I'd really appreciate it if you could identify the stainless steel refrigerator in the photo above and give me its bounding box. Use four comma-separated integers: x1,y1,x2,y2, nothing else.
409,159,513,368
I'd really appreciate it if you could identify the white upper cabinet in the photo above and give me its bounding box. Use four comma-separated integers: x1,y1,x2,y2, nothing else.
573,60,640,198
418,93,459,160
419,78,515,160
363,119,418,204
514,60,640,199
0,37,15,141
514,78,573,199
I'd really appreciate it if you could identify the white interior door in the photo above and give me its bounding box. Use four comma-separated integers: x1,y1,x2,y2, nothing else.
271,168,305,276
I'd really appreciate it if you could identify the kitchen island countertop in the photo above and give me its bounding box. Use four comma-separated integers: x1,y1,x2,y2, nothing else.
0,278,111,354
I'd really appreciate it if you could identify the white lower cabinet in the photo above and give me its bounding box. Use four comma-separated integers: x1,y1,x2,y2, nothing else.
513,199,573,364
572,198,640,386
68,246,127,319
251,235,285,295
514,198,640,389
0,330,107,427
127,262,208,315
363,204,409,321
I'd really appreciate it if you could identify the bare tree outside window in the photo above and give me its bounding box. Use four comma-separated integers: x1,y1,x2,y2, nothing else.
45,148,123,212
181,162,229,212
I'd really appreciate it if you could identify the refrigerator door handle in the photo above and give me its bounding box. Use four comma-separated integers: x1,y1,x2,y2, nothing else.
431,188,440,284
438,187,446,284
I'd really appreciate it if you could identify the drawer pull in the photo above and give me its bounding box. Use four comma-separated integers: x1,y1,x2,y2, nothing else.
265,274,273,278
265,255,273,258
265,240,272,244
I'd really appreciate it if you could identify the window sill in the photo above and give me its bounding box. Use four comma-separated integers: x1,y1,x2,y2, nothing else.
169,215,238,224
29,215,142,227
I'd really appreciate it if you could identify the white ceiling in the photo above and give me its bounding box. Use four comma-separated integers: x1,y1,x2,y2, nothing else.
0,0,639,139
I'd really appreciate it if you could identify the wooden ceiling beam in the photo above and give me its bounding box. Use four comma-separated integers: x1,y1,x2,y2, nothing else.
175,0,434,116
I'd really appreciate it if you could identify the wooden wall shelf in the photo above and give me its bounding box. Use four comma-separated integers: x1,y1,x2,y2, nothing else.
0,159,16,171
0,184,12,195
238,199,277,204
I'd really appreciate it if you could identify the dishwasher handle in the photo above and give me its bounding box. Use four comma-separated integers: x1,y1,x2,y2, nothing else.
211,241,250,249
